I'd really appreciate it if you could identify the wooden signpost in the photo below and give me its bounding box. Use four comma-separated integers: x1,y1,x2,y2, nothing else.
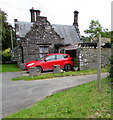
97,34,102,92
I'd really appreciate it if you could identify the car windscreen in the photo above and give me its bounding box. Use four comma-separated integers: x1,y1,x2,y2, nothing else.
36,55,48,61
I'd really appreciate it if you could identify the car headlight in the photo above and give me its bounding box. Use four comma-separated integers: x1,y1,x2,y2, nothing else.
27,63,35,66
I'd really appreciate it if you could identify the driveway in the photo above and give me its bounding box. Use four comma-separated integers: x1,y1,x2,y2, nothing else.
1,72,108,118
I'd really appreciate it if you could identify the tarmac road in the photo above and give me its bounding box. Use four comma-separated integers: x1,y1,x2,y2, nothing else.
1,72,108,118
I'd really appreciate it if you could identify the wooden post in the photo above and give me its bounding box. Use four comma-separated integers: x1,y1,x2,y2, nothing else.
97,34,101,92
10,27,14,57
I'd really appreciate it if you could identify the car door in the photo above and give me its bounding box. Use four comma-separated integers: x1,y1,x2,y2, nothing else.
41,55,56,70
54,55,68,68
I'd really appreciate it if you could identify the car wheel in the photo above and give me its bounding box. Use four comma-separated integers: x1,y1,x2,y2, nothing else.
64,64,72,71
36,66,42,73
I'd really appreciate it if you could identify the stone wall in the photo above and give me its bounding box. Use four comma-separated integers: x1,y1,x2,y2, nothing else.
79,48,111,70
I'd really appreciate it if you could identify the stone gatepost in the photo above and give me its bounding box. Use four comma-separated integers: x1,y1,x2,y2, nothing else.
53,65,61,74
29,67,41,76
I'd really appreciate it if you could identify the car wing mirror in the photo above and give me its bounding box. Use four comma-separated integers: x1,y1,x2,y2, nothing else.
44,59,47,62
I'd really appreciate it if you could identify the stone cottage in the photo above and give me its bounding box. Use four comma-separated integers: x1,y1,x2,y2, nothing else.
13,8,82,69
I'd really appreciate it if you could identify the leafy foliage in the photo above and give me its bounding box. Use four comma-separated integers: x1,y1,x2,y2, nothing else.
2,48,12,61
81,36,91,43
2,48,11,57
109,32,113,78
84,20,103,39
109,55,113,79
1,9,11,50
73,57,79,67
83,20,112,42
0,9,16,62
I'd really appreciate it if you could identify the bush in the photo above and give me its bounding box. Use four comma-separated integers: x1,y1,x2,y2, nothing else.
2,48,12,62
109,31,113,79
109,43,113,79
73,57,79,67
109,56,113,78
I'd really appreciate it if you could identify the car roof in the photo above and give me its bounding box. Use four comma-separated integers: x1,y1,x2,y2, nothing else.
47,53,69,56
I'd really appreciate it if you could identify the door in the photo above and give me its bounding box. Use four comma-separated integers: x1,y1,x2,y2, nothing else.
41,55,56,70
54,55,68,68
66,49,76,59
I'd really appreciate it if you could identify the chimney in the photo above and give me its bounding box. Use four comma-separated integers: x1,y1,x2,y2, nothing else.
30,7,35,22
35,10,41,21
73,10,79,27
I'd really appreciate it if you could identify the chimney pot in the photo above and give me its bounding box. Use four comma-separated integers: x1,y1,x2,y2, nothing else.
35,10,41,21
73,10,79,26
30,8,41,22
14,19,18,22
30,8,35,22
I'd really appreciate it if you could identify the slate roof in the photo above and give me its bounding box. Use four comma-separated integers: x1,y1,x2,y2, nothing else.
52,24,81,44
15,21,81,44
15,21,33,37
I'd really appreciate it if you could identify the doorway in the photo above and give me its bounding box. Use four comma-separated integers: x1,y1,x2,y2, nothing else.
66,49,76,59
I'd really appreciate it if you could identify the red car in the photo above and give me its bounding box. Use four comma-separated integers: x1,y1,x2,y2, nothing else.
26,53,74,72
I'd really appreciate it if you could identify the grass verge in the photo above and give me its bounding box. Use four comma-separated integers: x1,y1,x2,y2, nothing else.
0,64,22,72
6,77,112,118
12,67,109,81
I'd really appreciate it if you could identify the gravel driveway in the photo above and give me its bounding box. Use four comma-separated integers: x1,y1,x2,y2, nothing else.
1,72,108,118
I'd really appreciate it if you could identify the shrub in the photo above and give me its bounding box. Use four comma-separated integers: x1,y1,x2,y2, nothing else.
109,56,113,78
73,57,79,67
2,48,12,62
109,43,113,79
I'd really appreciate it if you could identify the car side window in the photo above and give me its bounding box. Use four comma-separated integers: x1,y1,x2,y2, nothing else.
57,55,65,60
64,55,68,58
46,55,56,61
40,60,45,62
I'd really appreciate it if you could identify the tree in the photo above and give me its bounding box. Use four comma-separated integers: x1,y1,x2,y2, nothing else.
1,9,13,50
81,36,91,43
84,20,103,39
0,9,15,62
84,20,112,42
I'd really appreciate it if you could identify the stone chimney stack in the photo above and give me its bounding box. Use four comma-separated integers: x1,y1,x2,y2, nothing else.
30,7,35,22
35,10,41,21
30,8,41,22
73,10,79,27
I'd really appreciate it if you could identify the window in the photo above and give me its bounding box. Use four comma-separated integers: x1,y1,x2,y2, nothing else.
46,55,56,61
39,46,49,58
41,60,45,62
56,55,64,60
64,55,68,58
56,55,68,60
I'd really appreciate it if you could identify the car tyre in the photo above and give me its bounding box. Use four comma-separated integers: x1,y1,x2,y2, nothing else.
36,66,43,73
64,64,72,71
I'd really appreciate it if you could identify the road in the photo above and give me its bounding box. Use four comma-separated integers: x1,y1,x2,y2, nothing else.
1,72,108,118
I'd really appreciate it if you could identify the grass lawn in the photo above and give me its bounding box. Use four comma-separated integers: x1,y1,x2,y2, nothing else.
12,67,109,81
0,64,22,72
6,77,112,118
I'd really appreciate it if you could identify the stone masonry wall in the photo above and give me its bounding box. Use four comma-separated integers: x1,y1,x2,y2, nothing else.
79,48,111,70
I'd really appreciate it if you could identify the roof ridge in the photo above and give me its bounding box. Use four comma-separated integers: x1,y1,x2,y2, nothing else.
52,24,73,26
